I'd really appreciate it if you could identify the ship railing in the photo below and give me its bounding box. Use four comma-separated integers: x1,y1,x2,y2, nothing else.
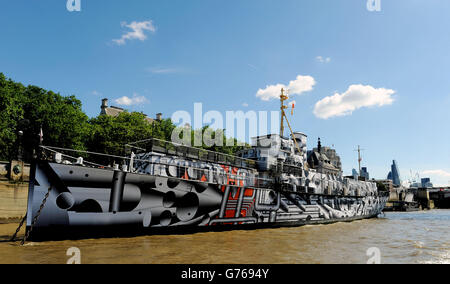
38,145,274,189
125,138,257,170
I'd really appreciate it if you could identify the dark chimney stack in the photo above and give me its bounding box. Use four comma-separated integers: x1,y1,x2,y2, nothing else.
101,98,108,109
318,137,322,153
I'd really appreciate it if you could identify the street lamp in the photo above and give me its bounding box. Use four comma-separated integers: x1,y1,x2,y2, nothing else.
17,130,24,162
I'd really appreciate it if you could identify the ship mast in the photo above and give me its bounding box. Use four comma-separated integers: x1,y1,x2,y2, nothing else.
279,88,303,165
280,88,289,136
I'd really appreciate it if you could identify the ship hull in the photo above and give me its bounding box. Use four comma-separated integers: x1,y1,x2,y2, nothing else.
26,161,388,241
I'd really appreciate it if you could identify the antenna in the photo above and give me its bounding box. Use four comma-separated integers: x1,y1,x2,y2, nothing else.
354,145,365,176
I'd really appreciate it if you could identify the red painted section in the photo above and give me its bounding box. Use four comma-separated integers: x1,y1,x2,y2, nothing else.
244,189,254,197
215,166,256,224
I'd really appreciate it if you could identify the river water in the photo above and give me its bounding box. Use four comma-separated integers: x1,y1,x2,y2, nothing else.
0,210,448,264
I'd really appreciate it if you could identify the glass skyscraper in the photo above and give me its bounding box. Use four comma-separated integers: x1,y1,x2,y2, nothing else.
387,160,401,187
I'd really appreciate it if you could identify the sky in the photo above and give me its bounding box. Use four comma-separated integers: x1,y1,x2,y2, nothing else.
1,0,450,186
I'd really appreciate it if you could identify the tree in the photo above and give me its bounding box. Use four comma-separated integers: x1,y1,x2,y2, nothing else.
0,73,248,163
191,126,249,155
86,112,155,164
22,87,90,153
376,181,388,192
0,73,90,161
149,118,176,141
0,73,25,160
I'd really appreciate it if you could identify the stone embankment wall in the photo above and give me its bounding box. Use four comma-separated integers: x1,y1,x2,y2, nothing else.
0,181,28,222
0,162,29,222
0,161,30,182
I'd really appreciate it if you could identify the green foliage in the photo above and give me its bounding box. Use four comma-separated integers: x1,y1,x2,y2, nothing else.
0,73,89,161
0,73,25,160
149,117,177,141
22,88,89,152
87,112,153,157
376,181,388,192
191,126,250,155
0,73,247,163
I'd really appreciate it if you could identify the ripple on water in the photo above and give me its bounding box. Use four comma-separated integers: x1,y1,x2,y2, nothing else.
0,209,448,264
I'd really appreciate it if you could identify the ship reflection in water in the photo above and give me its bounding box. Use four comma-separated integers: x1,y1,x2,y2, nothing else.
0,210,448,264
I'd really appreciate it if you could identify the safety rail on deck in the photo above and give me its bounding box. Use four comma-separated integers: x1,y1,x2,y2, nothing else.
126,138,257,170
39,145,275,190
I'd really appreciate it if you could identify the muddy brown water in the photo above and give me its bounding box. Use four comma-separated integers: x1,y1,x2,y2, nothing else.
0,210,448,264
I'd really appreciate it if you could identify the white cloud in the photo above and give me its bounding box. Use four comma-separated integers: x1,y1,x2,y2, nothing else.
422,170,450,179
242,103,249,107
422,170,450,186
316,56,331,63
113,20,156,45
115,94,148,106
146,67,185,74
313,84,395,119
247,64,258,71
256,75,316,101
91,90,102,97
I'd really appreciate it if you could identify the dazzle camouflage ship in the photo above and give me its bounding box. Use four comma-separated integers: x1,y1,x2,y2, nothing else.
25,89,388,240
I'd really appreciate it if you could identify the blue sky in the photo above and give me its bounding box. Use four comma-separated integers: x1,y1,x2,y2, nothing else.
1,0,450,185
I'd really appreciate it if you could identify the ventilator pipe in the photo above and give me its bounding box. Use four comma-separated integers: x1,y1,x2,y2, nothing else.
163,191,177,208
144,206,176,226
109,170,126,212
190,181,209,194
155,176,193,193
159,210,173,226
176,192,199,222
176,187,223,222
167,178,181,189
129,188,164,212
56,192,75,210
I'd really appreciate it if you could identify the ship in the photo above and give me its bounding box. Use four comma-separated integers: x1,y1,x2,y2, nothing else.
25,89,388,241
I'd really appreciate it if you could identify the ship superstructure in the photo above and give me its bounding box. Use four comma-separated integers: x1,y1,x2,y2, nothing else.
24,89,388,240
